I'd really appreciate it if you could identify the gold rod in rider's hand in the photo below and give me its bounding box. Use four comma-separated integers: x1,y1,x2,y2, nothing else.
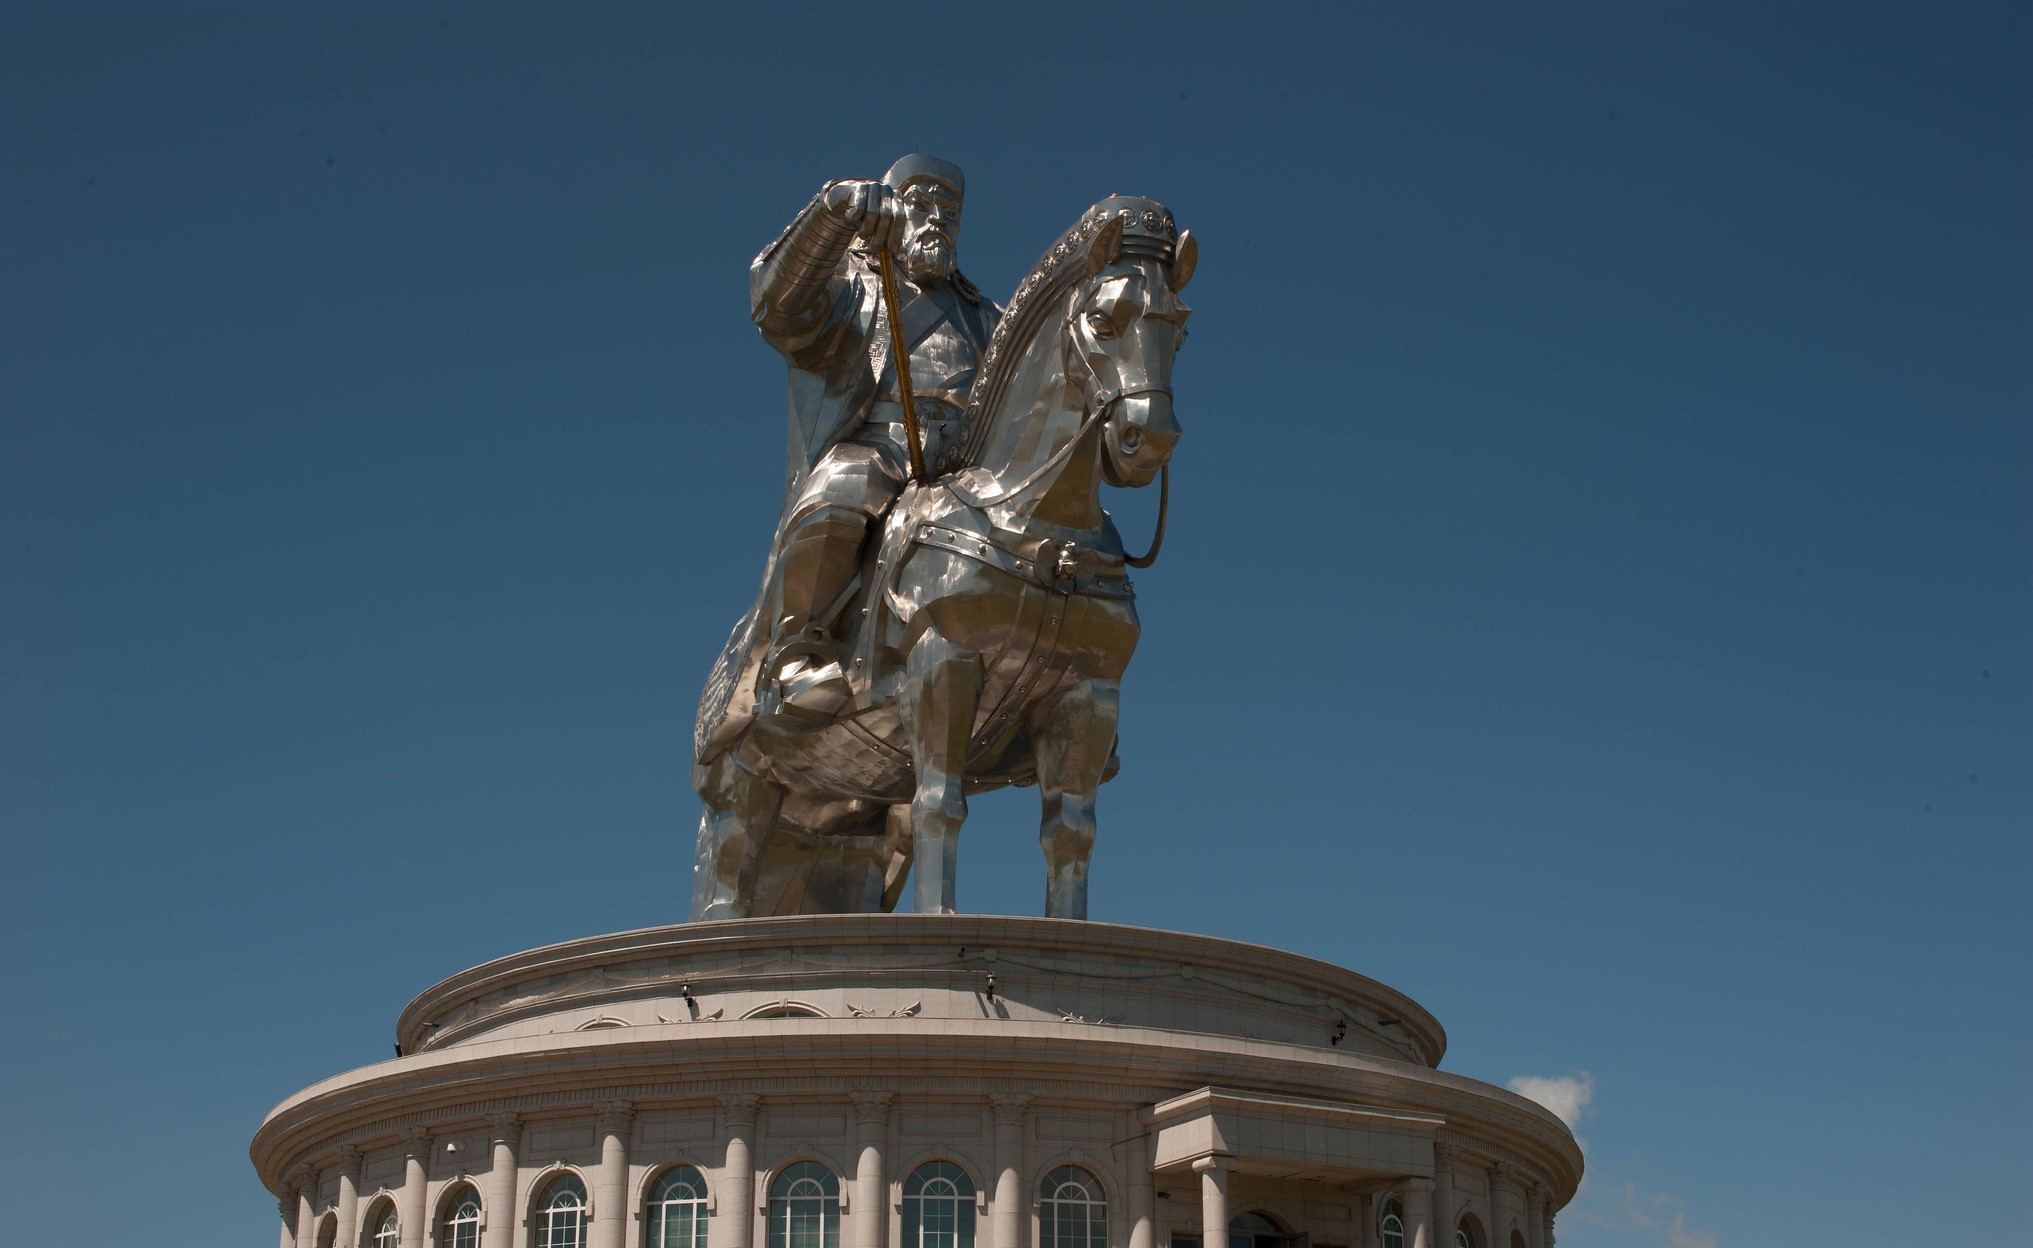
875,246,929,483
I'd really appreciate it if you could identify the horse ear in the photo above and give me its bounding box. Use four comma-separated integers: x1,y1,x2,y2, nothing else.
1169,230,1197,292
1085,217,1123,277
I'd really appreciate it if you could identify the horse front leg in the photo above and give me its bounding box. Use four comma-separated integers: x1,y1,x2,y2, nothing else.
689,756,784,921
1032,677,1120,920
901,626,981,915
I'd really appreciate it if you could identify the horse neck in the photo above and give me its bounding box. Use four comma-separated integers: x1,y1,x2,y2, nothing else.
972,332,1105,535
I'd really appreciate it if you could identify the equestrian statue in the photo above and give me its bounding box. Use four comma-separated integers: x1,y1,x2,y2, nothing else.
692,156,1194,921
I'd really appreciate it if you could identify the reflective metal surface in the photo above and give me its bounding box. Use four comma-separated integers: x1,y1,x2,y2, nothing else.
692,180,1191,922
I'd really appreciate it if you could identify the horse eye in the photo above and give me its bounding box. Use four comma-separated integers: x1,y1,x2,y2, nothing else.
1086,311,1116,339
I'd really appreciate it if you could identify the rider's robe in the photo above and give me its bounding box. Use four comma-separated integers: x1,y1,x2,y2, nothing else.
695,191,1000,767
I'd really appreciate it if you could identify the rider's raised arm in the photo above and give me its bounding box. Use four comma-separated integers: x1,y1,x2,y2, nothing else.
750,179,895,365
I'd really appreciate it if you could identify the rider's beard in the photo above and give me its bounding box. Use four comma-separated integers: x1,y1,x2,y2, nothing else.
900,230,956,282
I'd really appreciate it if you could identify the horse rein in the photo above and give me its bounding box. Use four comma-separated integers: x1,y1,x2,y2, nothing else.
943,322,1173,574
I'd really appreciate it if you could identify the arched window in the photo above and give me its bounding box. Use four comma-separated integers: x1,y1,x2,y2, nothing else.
1456,1215,1484,1248
767,1162,840,1248
441,1185,482,1248
1229,1211,1283,1248
1379,1203,1404,1248
316,1212,337,1248
372,1205,401,1248
647,1166,711,1248
536,1174,589,1248
1038,1165,1107,1248
1454,1232,1470,1248
902,1161,976,1248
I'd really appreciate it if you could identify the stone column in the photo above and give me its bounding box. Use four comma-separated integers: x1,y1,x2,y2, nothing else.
280,1191,299,1248
989,1095,1030,1248
292,1166,319,1248
335,1147,362,1248
1429,1144,1453,1248
717,1095,762,1248
400,1129,431,1248
1522,1187,1544,1248
1540,1204,1555,1248
1192,1157,1230,1248
485,1114,521,1248
850,1092,893,1248
593,1102,635,1248
1352,1192,1373,1248
1399,1179,1434,1248
1486,1164,1512,1248
1126,1127,1154,1248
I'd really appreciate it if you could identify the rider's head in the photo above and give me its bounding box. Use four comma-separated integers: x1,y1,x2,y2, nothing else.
883,154,964,284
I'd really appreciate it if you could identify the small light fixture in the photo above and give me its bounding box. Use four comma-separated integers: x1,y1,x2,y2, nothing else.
681,983,695,1004
985,973,997,1002
1330,1019,1348,1046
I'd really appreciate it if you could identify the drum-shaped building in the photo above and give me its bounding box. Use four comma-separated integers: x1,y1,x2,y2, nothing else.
253,916,1580,1248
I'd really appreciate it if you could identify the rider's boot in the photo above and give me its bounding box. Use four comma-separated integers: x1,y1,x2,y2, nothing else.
765,505,865,717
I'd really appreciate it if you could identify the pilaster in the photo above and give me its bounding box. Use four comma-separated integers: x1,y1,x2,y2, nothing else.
593,1101,635,1248
989,1094,1031,1248
1486,1163,1513,1248
484,1114,521,1248
335,1146,363,1248
1430,1143,1454,1246
716,1094,762,1248
400,1128,431,1248
850,1092,893,1248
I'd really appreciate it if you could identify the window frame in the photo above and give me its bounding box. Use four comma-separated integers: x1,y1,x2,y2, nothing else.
534,1172,589,1248
1037,1164,1109,1248
766,1160,841,1248
370,1203,402,1248
439,1183,482,1248
646,1164,712,1248
901,1160,978,1248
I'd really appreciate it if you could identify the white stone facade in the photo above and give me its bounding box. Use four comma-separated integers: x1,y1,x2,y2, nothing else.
253,916,1580,1248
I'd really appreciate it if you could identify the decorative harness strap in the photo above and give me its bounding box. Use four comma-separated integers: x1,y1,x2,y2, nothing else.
910,523,1136,601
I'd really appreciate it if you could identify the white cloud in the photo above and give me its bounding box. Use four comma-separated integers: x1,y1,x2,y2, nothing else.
1617,1184,1719,1248
1506,1071,1594,1129
1504,1074,1717,1248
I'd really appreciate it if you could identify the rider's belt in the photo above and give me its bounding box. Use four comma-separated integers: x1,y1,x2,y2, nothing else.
912,523,1135,600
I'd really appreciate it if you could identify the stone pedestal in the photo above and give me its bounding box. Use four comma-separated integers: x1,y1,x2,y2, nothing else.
256,916,1580,1248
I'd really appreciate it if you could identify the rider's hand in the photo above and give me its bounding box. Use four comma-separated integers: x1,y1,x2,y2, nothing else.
824,179,900,254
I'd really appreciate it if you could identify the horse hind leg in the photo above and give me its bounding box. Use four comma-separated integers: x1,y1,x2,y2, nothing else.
901,626,982,915
1032,677,1121,920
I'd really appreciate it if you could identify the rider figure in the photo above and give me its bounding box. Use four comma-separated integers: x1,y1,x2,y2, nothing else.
750,154,1001,706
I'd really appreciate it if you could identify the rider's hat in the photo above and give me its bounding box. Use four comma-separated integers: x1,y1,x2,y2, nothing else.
882,154,965,203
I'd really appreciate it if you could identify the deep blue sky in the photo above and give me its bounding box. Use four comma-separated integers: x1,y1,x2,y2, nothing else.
4,4,2026,1247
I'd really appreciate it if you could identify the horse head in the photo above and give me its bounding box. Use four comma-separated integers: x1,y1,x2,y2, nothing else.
957,196,1193,506
1072,204,1194,489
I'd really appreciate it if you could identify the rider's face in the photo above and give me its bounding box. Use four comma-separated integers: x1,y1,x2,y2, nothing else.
897,181,960,282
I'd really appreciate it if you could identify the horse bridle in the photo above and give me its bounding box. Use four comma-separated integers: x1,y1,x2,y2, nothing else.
937,291,1172,568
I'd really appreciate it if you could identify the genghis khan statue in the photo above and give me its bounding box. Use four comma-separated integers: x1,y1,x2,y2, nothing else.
734,154,1001,728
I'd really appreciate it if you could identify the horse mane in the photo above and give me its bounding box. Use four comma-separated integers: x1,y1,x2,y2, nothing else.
957,197,1180,469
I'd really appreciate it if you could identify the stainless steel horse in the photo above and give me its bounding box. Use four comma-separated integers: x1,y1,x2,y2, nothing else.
692,195,1193,920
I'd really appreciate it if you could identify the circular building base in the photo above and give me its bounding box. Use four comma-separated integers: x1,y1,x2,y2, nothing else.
254,916,1579,1248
